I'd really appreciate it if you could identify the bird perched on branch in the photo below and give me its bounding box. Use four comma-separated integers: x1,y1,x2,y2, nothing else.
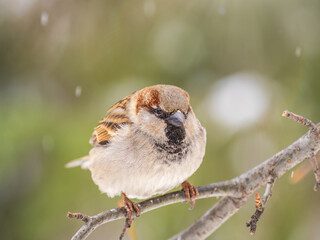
66,84,206,239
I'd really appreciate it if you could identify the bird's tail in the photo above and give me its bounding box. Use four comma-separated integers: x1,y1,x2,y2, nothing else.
65,155,90,169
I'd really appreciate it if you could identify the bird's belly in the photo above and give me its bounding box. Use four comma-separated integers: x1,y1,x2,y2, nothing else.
88,142,203,199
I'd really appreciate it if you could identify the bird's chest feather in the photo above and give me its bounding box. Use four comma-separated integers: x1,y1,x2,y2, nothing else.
153,140,190,165
134,124,191,165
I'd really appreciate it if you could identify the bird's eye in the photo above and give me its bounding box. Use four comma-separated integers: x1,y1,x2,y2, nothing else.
155,107,163,116
152,106,167,118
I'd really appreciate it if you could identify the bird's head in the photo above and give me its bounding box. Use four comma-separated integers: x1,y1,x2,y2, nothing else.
132,85,191,144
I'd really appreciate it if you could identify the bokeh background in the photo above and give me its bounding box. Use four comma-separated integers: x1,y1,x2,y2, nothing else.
1,0,320,239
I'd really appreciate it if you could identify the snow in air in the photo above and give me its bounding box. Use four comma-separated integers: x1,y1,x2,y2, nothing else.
41,11,49,26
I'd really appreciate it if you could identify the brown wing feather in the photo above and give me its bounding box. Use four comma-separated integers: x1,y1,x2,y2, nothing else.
107,95,131,112
90,95,132,146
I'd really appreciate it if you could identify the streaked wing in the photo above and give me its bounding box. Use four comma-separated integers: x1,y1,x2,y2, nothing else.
90,95,132,146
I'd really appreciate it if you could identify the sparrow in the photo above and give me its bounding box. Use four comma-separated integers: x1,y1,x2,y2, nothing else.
66,84,206,239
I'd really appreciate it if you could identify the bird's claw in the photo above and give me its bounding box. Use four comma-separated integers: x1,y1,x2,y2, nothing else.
181,180,199,210
120,192,141,240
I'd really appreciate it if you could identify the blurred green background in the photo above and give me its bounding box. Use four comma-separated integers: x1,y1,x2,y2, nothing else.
1,0,320,239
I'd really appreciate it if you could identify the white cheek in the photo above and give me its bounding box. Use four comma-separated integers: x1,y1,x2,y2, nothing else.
142,114,150,122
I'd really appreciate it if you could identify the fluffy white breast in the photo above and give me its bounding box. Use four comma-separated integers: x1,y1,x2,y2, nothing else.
88,113,206,199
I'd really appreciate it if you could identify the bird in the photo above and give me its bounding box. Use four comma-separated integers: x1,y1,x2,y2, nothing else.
66,84,206,239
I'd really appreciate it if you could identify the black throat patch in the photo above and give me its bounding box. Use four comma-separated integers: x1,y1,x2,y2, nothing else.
165,124,186,145
154,124,188,164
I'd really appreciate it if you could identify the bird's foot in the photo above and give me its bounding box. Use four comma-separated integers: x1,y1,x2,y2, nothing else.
181,180,199,210
119,192,141,240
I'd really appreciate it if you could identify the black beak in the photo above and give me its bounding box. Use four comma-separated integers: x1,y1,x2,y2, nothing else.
166,110,186,127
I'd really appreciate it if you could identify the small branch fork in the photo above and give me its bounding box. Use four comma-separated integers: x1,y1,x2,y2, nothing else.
246,178,274,235
282,110,320,190
68,111,320,240
245,111,320,236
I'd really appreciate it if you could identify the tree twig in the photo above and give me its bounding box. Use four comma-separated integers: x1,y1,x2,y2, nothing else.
246,177,274,235
282,110,317,131
309,155,320,191
67,212,90,223
262,178,274,206
246,193,264,235
68,111,320,240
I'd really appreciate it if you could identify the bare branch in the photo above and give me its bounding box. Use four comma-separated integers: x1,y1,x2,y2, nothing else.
169,114,320,240
169,196,248,240
282,110,320,190
68,112,320,240
68,180,240,240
